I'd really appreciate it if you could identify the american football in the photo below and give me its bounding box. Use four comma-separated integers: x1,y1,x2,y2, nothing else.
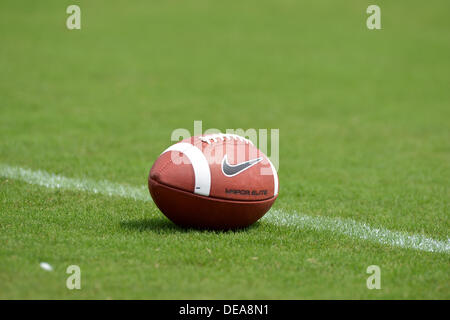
148,134,278,229
1,0,448,304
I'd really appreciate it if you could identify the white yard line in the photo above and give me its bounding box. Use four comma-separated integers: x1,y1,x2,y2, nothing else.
1,163,449,254
265,210,449,254
0,164,149,202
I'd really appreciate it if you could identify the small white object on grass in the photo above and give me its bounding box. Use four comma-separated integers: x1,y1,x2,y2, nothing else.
40,262,53,271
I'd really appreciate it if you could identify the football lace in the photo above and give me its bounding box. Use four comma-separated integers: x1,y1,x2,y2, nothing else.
199,133,254,145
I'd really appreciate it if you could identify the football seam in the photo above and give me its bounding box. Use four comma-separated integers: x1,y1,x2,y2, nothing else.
156,139,275,199
149,177,277,203
199,139,256,151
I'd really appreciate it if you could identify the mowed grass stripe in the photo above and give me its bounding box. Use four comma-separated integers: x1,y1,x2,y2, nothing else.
1,163,449,254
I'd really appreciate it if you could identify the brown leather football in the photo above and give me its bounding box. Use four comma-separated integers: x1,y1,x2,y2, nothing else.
148,134,279,229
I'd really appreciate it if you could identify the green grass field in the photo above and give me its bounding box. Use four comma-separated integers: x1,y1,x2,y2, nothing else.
0,0,449,299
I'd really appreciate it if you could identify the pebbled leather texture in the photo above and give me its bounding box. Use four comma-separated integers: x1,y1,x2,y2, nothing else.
148,178,277,229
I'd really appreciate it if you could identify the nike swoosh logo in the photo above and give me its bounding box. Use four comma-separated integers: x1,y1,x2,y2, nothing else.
221,154,263,177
